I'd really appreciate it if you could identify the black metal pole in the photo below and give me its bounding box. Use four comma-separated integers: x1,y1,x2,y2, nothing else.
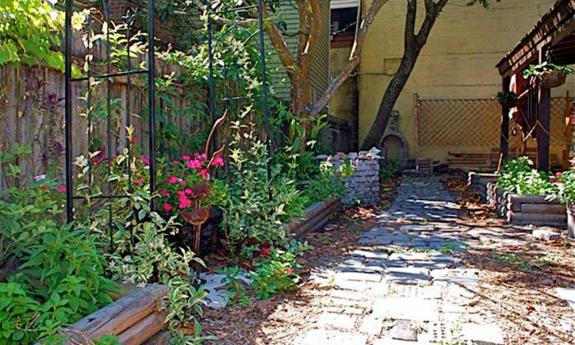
207,12,217,152
148,0,157,202
256,0,273,193
64,0,74,223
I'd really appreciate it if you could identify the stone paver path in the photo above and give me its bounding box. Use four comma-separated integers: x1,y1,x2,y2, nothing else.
298,176,504,345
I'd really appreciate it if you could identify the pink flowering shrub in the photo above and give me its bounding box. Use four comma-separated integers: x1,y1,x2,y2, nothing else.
158,152,225,215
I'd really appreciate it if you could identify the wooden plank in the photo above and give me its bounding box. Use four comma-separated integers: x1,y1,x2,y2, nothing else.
117,311,166,345
520,203,566,214
62,284,168,344
507,211,567,223
142,331,172,345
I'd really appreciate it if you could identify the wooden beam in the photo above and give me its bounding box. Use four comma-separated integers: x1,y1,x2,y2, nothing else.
500,77,511,163
537,50,551,171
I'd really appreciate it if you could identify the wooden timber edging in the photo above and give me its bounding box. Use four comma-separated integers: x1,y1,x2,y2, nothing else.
284,197,341,238
468,172,499,203
487,182,567,227
35,284,169,345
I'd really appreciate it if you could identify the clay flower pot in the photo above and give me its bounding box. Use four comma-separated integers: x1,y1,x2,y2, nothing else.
180,207,211,226
567,203,575,239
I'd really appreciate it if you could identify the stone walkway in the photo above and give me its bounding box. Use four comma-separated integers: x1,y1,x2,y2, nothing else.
297,176,504,345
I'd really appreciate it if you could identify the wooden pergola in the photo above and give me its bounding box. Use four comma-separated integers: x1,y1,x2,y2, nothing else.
497,0,575,171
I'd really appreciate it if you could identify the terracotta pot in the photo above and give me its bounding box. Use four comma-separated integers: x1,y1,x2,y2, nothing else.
567,203,575,239
542,71,566,88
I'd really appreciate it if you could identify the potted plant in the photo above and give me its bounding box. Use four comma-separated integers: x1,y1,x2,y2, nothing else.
523,62,574,88
548,165,575,239
494,90,517,108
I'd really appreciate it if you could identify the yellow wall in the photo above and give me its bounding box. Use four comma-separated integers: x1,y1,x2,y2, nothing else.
330,46,355,124
357,0,575,160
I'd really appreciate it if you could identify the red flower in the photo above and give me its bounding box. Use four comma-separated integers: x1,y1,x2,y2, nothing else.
210,156,225,167
260,247,272,258
182,155,191,161
163,203,174,212
197,153,208,161
141,156,151,166
56,184,66,193
178,178,186,185
130,136,138,143
39,184,49,191
556,172,562,177
199,169,210,180
168,176,178,184
134,177,144,184
185,188,193,195
285,268,294,275
159,189,170,197
187,159,202,169
178,194,192,209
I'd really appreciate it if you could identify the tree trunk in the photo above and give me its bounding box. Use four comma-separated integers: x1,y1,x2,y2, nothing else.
361,53,418,149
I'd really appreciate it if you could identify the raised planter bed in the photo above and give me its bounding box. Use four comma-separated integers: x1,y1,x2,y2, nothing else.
284,197,341,238
468,172,499,202
487,182,566,227
40,284,169,345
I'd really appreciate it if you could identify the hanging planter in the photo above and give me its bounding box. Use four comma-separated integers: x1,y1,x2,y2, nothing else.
523,62,574,89
541,70,567,88
494,91,517,108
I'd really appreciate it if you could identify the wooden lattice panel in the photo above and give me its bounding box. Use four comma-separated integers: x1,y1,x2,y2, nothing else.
417,98,500,148
417,97,570,149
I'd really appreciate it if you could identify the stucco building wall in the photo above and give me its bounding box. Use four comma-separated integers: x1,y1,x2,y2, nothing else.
357,0,575,161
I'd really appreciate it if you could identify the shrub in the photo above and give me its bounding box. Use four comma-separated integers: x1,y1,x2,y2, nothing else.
496,157,556,196
250,248,300,300
217,122,306,260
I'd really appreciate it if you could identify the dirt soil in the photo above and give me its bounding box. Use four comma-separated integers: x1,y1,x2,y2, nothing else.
442,172,575,345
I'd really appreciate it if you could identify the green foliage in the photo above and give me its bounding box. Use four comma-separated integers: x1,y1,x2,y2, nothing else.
523,62,575,79
217,121,306,260
380,160,400,182
219,266,250,307
250,248,300,300
548,167,575,205
303,159,352,205
496,157,556,196
0,0,64,69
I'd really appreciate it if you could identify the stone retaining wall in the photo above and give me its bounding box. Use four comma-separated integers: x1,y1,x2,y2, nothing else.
487,183,566,227
323,151,381,206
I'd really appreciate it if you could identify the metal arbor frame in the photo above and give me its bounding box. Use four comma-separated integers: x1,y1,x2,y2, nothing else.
63,0,273,239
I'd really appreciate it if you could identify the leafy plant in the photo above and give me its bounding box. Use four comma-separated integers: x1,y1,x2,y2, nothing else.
220,266,250,307
547,166,575,205
250,248,300,300
523,62,575,79
303,159,353,205
496,157,556,196
217,121,306,260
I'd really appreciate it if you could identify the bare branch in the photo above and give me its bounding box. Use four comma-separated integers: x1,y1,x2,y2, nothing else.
405,0,417,52
311,0,390,115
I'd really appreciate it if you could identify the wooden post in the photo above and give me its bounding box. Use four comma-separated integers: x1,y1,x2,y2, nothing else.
537,50,551,171
500,77,510,163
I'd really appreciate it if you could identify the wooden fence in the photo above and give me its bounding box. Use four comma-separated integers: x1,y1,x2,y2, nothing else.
0,61,209,191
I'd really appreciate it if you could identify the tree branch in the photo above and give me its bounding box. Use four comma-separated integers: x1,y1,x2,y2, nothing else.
310,0,390,115
405,0,417,52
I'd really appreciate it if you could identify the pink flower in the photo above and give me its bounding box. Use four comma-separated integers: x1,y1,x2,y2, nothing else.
56,184,67,193
182,155,191,161
168,176,178,184
177,190,186,197
141,156,151,166
185,188,193,195
178,178,186,185
134,177,144,184
172,160,180,164
163,202,174,212
199,169,210,180
187,159,202,169
130,136,138,143
159,189,170,197
178,195,192,209
210,156,225,167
